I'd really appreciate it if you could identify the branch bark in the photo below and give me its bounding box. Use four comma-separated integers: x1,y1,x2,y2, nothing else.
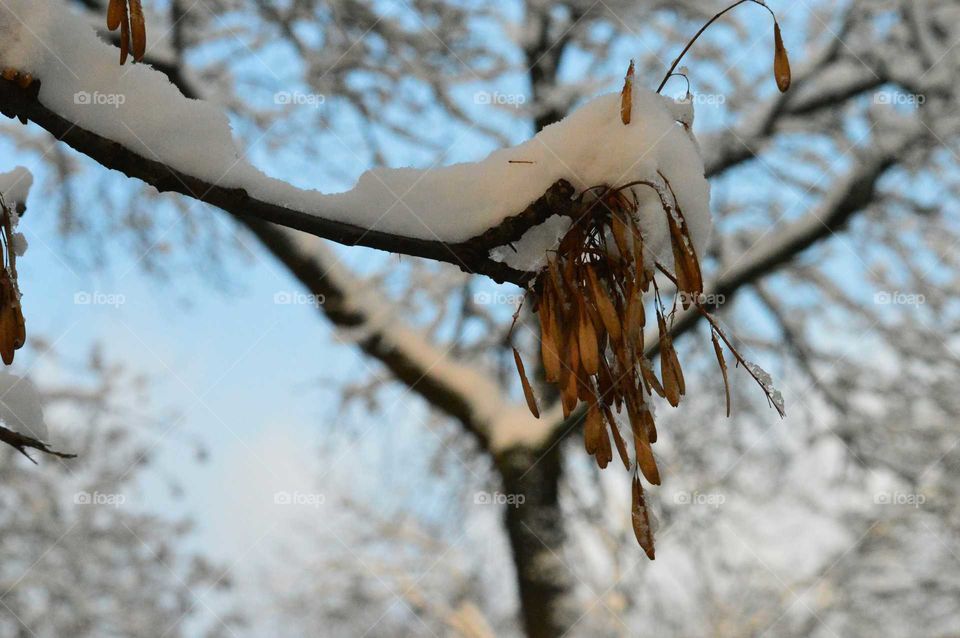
0,79,577,287
0,424,76,463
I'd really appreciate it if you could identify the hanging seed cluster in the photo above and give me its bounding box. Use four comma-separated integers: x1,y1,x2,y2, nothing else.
107,0,147,64
0,197,25,365
513,13,791,557
513,182,705,560
513,182,785,560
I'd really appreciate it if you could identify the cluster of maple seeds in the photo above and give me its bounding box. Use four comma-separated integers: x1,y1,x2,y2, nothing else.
513,181,706,559
511,1,792,558
107,0,147,64
513,181,785,558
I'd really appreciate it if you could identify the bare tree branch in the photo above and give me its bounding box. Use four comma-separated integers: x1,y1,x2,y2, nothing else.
0,423,76,463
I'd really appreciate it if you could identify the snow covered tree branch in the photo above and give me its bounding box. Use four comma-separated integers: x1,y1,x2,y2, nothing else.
0,76,583,286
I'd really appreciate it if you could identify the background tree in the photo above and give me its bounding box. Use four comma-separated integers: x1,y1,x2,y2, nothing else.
3,0,960,636
0,344,240,637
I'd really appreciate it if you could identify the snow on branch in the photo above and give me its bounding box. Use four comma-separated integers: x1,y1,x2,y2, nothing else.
0,371,75,462
0,0,709,286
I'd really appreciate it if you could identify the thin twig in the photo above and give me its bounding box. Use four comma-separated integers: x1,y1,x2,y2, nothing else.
655,261,785,417
657,0,776,93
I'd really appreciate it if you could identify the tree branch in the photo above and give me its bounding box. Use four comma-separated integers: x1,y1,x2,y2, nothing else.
0,424,76,463
0,78,577,287
244,219,533,452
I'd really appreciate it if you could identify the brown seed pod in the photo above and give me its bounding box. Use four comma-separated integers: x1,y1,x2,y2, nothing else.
633,431,661,486
606,410,632,471
632,476,656,560
595,422,612,469
566,324,581,377
774,22,791,93
129,0,147,62
624,285,646,350
0,314,14,365
584,402,603,456
641,401,657,444
107,0,124,30
539,293,562,383
611,211,632,260
119,0,130,65
662,198,703,307
576,372,595,402
578,306,600,376
620,60,634,125
587,268,622,342
661,343,683,407
513,348,540,419
561,364,578,418
656,310,685,407
712,329,732,418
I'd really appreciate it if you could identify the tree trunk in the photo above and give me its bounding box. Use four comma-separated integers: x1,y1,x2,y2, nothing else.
496,442,576,638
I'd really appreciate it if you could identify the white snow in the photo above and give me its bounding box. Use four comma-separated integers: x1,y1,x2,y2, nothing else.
0,0,711,271
0,371,48,440
0,167,32,257
0,166,33,207
745,361,785,415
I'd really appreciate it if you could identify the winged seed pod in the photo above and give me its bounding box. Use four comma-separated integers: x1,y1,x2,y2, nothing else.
577,306,600,376
129,0,147,62
774,22,791,93
107,0,148,64
620,60,634,125
632,476,656,560
584,402,603,456
510,88,782,556
106,0,124,30
0,199,25,366
119,2,130,65
513,348,540,419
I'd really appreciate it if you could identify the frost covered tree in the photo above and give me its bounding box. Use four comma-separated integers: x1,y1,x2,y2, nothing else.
2,0,960,637
0,344,240,637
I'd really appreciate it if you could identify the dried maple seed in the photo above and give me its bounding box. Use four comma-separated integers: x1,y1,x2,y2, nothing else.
632,476,656,560
620,60,634,125
584,402,603,456
119,2,130,65
129,0,147,62
774,22,791,93
578,307,600,376
0,197,26,366
107,0,124,30
106,1,148,65
513,348,540,419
